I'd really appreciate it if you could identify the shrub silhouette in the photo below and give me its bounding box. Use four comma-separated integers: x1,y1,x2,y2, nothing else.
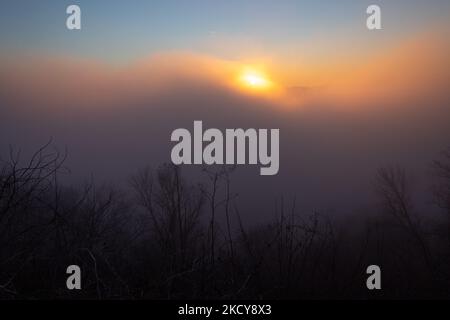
1,143,450,299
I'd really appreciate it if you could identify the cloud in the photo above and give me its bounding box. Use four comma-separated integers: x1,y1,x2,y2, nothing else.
0,53,254,111
323,30,450,110
0,30,449,220
1,27,449,114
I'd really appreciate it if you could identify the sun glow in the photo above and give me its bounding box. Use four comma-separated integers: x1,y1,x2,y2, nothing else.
238,68,273,91
244,73,267,87
230,64,290,104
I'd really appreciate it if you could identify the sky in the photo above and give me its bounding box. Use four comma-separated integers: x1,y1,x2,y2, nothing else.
1,0,449,63
1,1,450,222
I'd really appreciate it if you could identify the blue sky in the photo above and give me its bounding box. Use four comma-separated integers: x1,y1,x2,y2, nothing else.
1,0,449,62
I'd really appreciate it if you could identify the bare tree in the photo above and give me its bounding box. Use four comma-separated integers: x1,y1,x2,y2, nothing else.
131,164,205,297
375,166,434,278
0,140,67,297
432,148,450,216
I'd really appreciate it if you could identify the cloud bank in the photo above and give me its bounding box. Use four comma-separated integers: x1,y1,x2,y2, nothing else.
1,30,449,221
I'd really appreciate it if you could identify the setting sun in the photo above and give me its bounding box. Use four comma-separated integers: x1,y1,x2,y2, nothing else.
243,73,268,88
237,68,275,92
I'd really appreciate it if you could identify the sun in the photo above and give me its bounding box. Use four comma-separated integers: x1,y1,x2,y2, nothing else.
243,74,268,87
238,68,273,91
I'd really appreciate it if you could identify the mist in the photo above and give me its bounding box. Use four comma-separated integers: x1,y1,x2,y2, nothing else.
1,31,449,223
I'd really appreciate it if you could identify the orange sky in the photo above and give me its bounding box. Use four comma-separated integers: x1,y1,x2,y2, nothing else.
1,27,449,112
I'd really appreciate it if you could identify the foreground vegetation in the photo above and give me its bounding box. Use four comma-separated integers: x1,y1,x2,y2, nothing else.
1,142,450,299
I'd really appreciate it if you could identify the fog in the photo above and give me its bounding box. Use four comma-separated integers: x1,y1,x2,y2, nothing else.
1,32,449,223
